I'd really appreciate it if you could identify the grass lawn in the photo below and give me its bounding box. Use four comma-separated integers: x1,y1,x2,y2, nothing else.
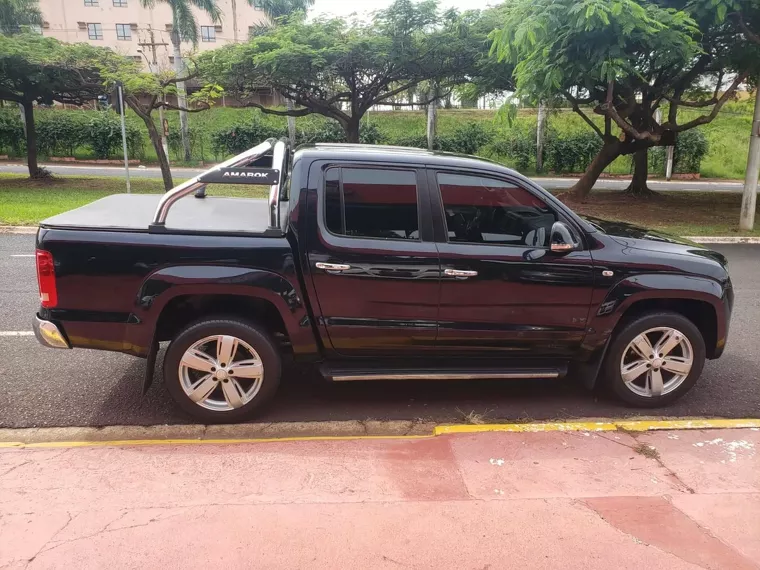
1,174,757,236
0,174,268,226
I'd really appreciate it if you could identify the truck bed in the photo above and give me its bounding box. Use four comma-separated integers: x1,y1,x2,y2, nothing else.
39,194,276,234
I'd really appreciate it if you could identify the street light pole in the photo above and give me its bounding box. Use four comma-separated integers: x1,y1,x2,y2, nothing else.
116,81,131,194
739,81,760,231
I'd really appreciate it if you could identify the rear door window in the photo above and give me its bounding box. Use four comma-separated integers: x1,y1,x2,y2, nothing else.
325,167,420,241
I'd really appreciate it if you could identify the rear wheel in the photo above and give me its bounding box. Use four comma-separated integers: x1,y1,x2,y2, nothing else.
604,312,705,408
163,318,281,423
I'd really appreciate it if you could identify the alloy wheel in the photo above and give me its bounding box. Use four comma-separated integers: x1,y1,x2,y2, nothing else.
619,326,693,398
178,334,264,412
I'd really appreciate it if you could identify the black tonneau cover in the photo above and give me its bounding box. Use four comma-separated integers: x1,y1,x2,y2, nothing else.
39,194,279,235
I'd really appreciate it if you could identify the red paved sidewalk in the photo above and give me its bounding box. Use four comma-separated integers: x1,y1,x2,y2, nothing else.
1,428,759,570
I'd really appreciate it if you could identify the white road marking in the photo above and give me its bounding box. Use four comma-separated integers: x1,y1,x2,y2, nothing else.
10,254,35,258
0,331,35,336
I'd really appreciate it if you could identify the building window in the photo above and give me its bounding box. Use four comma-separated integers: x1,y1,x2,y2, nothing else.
84,0,98,6
87,23,103,40
324,168,420,241
113,0,127,5
116,24,131,40
201,25,216,42
252,0,263,7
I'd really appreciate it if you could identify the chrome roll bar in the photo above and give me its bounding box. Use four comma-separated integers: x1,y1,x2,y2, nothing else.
269,139,287,229
150,137,285,230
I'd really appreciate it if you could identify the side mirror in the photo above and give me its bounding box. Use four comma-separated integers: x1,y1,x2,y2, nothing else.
550,221,580,253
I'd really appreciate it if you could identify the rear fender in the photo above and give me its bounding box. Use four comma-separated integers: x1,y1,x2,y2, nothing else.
127,265,317,357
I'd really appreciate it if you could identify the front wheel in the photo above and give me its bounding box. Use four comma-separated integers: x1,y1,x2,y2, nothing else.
604,312,706,408
163,318,282,423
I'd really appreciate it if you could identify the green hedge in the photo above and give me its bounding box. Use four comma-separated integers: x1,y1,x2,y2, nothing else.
0,106,712,175
0,107,144,159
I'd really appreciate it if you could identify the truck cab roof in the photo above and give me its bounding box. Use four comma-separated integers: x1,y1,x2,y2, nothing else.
296,143,519,175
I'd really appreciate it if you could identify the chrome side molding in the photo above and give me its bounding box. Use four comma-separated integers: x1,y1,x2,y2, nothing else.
331,371,561,381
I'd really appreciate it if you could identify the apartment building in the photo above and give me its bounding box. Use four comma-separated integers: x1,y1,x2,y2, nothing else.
38,0,267,70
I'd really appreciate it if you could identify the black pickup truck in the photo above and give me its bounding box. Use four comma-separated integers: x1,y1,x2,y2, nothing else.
33,138,733,422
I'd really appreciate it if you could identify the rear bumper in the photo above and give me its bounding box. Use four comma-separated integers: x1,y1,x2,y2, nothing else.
33,315,71,349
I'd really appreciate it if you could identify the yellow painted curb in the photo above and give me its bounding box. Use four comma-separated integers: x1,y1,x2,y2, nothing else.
434,418,760,435
1,418,758,449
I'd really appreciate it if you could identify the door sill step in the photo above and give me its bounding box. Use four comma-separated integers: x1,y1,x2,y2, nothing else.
321,366,566,382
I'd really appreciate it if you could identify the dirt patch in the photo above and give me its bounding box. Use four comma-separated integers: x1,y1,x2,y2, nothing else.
558,190,755,235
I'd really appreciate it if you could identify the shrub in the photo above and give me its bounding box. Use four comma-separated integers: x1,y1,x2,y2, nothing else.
488,130,537,171
86,112,143,159
439,121,493,155
650,128,709,174
387,121,492,155
36,112,89,157
544,130,603,174
0,108,24,156
211,118,286,157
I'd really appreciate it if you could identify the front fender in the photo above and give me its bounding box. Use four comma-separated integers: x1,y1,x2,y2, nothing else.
125,265,314,355
583,273,730,356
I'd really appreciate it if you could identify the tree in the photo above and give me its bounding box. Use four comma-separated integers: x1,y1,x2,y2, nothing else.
0,34,113,178
0,0,42,34
247,0,315,144
99,58,222,191
200,0,480,142
690,0,760,229
140,0,222,162
491,0,754,199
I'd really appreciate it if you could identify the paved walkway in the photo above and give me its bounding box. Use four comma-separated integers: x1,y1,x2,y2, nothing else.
1,428,759,569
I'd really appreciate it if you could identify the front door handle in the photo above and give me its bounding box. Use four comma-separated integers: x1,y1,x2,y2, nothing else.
444,268,478,278
316,262,351,272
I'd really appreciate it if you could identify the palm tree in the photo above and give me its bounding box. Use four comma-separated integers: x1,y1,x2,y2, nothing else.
140,0,222,162
247,0,314,144
0,0,42,35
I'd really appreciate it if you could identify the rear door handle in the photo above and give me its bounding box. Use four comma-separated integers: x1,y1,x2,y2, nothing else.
316,262,351,272
444,268,478,278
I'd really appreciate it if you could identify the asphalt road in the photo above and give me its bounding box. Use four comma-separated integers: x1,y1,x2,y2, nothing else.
0,234,758,428
0,162,745,192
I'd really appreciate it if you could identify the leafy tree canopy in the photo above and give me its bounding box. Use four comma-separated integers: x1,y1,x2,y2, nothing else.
491,0,760,197
199,0,488,141
0,0,42,34
0,33,118,105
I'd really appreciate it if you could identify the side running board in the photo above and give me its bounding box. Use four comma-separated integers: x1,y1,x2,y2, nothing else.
320,366,567,382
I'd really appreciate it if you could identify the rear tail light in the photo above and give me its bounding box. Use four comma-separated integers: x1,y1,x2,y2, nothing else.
36,250,58,308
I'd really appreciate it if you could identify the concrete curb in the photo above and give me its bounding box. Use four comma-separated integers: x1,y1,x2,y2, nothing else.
686,236,760,244
1,418,758,447
0,225,37,234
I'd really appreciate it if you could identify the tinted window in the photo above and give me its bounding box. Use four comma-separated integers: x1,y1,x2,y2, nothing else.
437,173,556,247
325,168,419,240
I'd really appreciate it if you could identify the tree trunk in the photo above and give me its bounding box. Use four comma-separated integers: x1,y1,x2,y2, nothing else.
130,101,174,191
624,149,655,197
286,99,296,146
536,101,547,172
427,84,438,151
344,118,360,143
569,140,621,200
172,30,192,162
22,101,42,179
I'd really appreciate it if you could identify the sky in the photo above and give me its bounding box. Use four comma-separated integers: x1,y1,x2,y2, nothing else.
312,0,495,18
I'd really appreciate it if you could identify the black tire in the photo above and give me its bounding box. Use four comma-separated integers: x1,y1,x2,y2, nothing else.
163,318,281,423
603,311,706,408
